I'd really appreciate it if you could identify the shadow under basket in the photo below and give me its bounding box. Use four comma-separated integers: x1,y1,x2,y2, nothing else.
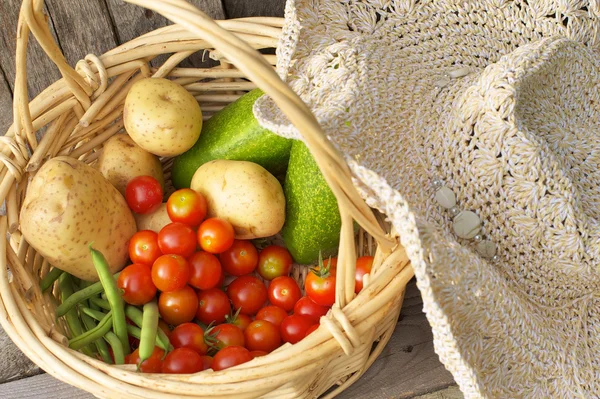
0,0,414,398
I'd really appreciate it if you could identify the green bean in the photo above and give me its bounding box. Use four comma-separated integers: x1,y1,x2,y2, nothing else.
126,325,168,352
55,272,120,317
59,274,94,356
139,301,159,362
90,297,111,311
104,332,125,365
81,307,107,322
89,246,129,355
80,309,112,363
39,268,64,292
69,311,113,350
125,305,171,352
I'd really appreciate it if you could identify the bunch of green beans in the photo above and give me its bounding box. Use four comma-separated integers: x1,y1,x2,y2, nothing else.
51,247,171,366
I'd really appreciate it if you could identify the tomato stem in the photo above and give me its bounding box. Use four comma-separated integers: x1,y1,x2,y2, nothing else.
309,251,331,279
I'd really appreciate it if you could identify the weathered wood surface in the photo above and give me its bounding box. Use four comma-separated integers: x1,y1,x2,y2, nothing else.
0,0,458,397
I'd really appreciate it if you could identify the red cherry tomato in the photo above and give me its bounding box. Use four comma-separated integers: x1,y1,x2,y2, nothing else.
355,256,374,293
161,347,205,374
268,276,302,312
125,346,164,373
128,230,162,266
227,276,267,316
125,176,163,214
293,296,329,324
196,288,231,325
219,240,258,276
200,355,213,370
305,258,337,307
152,254,190,292
249,350,268,359
244,320,281,353
167,188,207,226
226,312,252,332
255,306,288,328
197,218,235,254
280,314,314,344
212,346,252,371
305,324,319,337
158,222,197,258
257,245,293,281
170,323,208,355
210,324,245,350
117,263,156,306
188,251,222,290
158,319,172,339
158,286,198,326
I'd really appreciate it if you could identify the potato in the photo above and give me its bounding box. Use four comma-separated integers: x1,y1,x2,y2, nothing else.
134,203,171,233
191,160,285,239
20,157,137,281
124,78,202,157
97,134,164,196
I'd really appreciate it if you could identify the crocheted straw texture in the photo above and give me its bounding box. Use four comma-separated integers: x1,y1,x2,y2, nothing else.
255,1,600,397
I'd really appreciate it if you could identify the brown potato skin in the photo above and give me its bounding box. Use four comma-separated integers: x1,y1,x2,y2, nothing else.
134,203,171,233
20,157,137,281
97,134,164,196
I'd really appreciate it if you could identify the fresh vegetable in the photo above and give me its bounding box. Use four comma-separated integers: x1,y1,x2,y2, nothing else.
171,89,291,189
161,347,205,374
124,77,202,157
90,247,130,354
126,176,163,215
188,251,222,290
104,331,126,364
355,256,374,293
227,276,267,316
59,274,94,357
170,323,208,355
280,314,314,344
125,305,171,352
20,157,136,281
125,324,169,352
212,346,252,371
219,240,258,276
139,301,159,365
190,160,285,239
200,355,213,369
80,310,113,364
97,134,164,196
197,217,235,254
134,203,171,233
210,323,245,350
167,189,207,226
255,306,287,328
128,230,162,266
126,347,164,373
151,254,190,292
294,296,329,324
256,245,293,281
244,320,281,353
196,288,230,325
40,268,64,292
249,350,268,359
117,264,156,305
158,286,198,325
158,223,197,257
68,311,113,351
56,274,120,317
226,311,252,332
305,324,319,337
305,257,337,307
268,276,301,312
281,141,341,264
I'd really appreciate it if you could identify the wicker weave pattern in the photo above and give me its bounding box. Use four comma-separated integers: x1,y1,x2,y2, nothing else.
0,0,413,398
255,1,600,397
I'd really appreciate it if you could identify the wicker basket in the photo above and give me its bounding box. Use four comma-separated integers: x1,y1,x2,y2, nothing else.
0,0,414,398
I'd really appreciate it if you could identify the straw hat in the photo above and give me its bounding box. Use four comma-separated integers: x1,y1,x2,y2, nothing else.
255,1,600,397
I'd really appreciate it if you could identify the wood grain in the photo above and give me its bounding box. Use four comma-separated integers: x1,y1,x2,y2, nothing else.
104,0,225,67
44,0,118,66
223,0,286,18
0,70,13,135
0,0,62,100
414,386,464,399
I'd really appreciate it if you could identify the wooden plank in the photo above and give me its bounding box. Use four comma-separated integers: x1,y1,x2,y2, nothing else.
414,386,464,399
0,318,41,384
44,0,118,67
0,373,90,399
104,0,225,68
0,69,14,135
0,0,63,100
222,0,286,18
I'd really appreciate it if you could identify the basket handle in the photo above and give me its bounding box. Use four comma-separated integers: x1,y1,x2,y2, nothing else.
13,0,397,307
